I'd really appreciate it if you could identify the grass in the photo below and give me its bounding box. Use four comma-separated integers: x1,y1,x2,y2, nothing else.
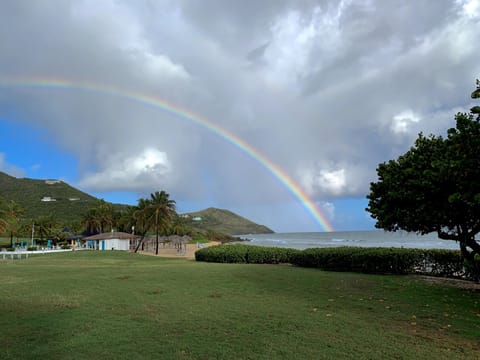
0,251,479,359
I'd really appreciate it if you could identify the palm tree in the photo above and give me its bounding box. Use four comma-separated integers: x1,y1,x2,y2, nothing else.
133,198,151,252
82,209,101,235
168,214,191,236
95,200,115,233
0,199,25,247
148,191,176,255
116,206,136,233
34,215,62,245
81,200,117,235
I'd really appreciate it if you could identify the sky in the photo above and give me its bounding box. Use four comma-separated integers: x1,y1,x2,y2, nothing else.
0,0,479,232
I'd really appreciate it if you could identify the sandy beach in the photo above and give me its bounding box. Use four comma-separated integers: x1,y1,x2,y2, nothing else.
138,241,221,259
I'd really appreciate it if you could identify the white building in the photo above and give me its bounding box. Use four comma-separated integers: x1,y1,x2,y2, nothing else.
83,231,137,251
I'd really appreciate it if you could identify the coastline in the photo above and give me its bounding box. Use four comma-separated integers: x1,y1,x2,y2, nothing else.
137,241,221,259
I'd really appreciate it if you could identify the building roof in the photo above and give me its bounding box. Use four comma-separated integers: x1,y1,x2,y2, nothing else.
83,232,137,240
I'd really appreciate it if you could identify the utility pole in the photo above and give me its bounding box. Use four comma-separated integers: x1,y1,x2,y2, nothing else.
31,223,35,248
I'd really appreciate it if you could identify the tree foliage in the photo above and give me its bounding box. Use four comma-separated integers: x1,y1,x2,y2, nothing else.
367,81,480,279
0,198,25,246
132,191,177,254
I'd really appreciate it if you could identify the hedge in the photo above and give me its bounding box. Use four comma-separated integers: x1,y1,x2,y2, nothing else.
194,244,299,264
195,244,479,280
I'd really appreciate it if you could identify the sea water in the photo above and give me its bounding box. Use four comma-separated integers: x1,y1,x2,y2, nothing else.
236,230,460,250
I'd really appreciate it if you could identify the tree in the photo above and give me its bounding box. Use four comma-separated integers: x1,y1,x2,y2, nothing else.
147,191,176,255
0,199,25,247
168,215,191,236
81,200,117,235
115,206,136,233
133,192,177,254
82,208,101,235
367,81,480,279
34,215,63,245
94,200,115,233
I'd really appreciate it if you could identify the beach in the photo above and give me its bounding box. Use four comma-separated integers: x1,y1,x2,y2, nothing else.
138,241,221,259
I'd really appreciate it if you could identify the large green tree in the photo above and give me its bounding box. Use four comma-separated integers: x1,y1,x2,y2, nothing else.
133,191,177,254
367,81,480,279
147,191,177,255
34,215,64,245
81,200,117,235
0,199,25,246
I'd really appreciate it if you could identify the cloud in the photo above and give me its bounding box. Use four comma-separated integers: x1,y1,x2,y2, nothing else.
391,110,421,134
0,153,25,178
79,148,171,191
319,201,335,221
0,1,479,230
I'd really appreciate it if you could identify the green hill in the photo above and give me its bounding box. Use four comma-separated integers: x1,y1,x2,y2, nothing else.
183,207,274,235
0,172,274,235
0,171,103,222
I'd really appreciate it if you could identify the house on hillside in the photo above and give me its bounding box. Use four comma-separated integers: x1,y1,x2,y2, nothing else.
83,231,138,251
45,180,61,185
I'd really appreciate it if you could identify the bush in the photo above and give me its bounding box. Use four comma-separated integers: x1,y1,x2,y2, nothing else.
195,244,247,263
195,244,300,264
61,244,71,250
27,246,37,251
197,245,477,280
291,247,473,277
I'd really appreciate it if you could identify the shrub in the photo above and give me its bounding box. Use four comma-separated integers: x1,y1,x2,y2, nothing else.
195,244,300,264
196,245,478,280
195,244,247,263
291,247,473,277
27,246,37,251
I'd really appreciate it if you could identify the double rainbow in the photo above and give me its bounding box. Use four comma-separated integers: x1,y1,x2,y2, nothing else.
0,77,334,232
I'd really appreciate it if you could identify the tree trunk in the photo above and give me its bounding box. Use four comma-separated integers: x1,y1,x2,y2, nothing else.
134,235,145,253
460,237,479,282
155,212,159,255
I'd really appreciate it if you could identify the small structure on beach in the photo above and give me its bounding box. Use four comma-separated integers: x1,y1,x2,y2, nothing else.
83,231,138,251
137,234,192,255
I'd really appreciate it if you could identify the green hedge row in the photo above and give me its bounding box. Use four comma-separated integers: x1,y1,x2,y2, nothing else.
291,247,466,276
194,244,300,264
195,245,479,280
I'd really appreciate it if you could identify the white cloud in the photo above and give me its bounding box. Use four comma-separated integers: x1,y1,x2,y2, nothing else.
79,148,170,191
301,167,346,197
0,1,479,230
391,110,421,134
459,0,480,18
319,201,335,220
0,153,25,178
318,168,347,196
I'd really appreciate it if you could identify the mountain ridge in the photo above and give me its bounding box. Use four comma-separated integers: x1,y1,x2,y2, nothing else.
0,172,274,234
183,207,273,235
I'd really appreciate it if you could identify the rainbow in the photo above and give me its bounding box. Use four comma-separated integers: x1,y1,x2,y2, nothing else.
0,77,334,232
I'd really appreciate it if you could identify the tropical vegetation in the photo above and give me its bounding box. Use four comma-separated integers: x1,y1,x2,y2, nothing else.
196,244,480,280
367,80,480,280
0,188,244,248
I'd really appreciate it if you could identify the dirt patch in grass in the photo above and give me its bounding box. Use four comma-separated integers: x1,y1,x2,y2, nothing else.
412,275,480,291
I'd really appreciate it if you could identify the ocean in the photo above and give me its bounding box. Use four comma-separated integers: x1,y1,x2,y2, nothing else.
236,230,460,250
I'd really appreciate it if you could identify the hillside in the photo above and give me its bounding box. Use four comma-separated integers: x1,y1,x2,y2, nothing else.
0,173,273,235
0,171,102,222
183,207,274,235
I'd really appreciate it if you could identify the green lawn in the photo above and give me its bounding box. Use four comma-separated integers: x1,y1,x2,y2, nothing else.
0,251,478,359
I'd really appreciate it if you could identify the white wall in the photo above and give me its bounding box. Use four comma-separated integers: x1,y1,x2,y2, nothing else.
103,239,130,251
